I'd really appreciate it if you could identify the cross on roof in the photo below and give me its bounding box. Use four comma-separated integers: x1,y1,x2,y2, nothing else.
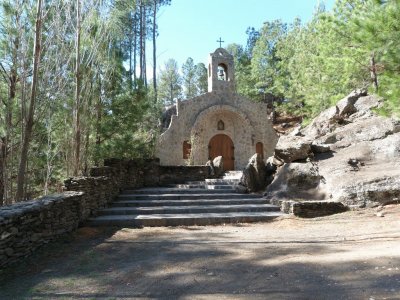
217,37,225,48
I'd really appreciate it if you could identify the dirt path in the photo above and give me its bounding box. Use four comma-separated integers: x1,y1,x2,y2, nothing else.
1,206,400,300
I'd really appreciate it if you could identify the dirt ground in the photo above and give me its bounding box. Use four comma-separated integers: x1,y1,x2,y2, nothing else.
1,206,400,300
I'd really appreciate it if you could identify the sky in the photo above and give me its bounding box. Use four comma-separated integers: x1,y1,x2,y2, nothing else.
153,0,336,74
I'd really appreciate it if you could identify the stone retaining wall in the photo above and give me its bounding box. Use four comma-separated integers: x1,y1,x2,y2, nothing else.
280,200,348,218
0,159,211,268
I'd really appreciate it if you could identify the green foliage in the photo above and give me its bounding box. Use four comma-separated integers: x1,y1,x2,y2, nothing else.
158,58,182,105
181,58,208,98
233,0,400,118
195,62,208,94
96,89,158,160
182,57,197,99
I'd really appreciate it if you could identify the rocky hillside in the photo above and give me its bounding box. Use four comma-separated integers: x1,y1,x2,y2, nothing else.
266,90,400,210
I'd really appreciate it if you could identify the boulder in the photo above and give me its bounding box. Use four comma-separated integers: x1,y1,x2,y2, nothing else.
239,153,267,192
311,142,331,154
205,159,215,176
265,162,326,205
161,105,177,129
301,90,368,139
317,132,400,207
274,135,313,163
213,156,224,177
336,89,368,117
315,116,398,150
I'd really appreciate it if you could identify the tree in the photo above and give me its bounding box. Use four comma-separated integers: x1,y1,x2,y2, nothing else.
182,57,197,99
158,58,182,105
195,62,208,94
251,20,287,103
15,0,43,201
151,0,171,101
226,43,254,99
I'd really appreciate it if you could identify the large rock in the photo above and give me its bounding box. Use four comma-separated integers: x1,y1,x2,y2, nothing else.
161,105,177,129
213,156,224,177
315,116,399,150
239,153,267,192
317,132,400,207
301,89,369,139
265,162,326,205
274,135,313,163
266,91,400,212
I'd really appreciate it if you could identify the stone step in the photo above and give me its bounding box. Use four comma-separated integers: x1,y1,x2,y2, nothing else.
122,188,235,195
97,204,280,215
206,185,234,190
205,179,240,184
117,193,260,201
87,211,285,227
222,171,243,180
173,184,206,189
172,184,235,190
111,198,268,207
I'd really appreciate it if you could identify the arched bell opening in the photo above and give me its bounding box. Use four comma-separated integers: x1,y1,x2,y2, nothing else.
217,63,228,81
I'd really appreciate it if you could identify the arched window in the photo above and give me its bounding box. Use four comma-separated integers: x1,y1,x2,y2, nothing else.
217,63,228,81
183,141,191,159
217,120,225,130
256,142,264,159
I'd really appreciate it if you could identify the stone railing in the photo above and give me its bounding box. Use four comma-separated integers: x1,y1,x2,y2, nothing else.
0,158,211,268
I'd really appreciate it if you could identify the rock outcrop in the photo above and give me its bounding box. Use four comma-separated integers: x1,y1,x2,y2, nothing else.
266,91,400,212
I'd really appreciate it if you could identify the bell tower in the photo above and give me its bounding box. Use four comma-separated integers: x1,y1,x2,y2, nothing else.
208,48,236,93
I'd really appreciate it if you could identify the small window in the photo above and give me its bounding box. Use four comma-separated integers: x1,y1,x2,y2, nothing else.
217,63,228,81
256,142,264,159
208,64,211,77
183,141,191,159
217,120,225,130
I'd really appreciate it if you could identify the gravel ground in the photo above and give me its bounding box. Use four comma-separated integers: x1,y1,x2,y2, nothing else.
1,205,400,300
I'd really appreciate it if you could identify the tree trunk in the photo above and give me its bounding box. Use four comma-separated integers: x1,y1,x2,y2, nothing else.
73,0,81,176
139,0,143,82
153,0,157,101
0,138,5,205
370,51,378,92
95,74,102,166
142,3,147,89
128,12,133,89
15,0,43,201
133,11,137,86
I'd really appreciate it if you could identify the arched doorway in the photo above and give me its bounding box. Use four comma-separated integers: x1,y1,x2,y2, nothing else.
208,134,234,170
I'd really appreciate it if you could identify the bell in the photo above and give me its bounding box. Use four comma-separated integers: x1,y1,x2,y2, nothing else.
218,69,225,79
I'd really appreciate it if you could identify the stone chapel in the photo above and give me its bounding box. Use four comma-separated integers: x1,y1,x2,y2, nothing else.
156,48,278,170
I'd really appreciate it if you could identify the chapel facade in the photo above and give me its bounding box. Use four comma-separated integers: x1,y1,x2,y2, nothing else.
155,48,278,170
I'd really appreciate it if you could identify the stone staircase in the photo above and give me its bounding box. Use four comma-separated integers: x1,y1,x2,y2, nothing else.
87,171,284,227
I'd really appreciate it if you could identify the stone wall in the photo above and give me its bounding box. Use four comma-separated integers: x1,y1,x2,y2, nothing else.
0,159,212,268
279,200,348,218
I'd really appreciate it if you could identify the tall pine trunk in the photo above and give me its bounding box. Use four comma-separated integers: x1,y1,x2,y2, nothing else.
73,0,81,176
139,0,143,82
0,138,5,205
15,0,43,201
152,0,157,101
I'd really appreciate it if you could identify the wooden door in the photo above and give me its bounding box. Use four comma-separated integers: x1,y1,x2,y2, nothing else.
256,142,264,159
208,134,234,171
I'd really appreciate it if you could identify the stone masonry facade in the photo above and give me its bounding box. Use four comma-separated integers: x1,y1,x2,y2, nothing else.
156,48,278,170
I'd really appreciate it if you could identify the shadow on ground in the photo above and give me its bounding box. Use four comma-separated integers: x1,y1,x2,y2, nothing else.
1,210,400,299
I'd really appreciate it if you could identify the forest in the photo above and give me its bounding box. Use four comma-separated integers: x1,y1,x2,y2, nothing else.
0,0,399,205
